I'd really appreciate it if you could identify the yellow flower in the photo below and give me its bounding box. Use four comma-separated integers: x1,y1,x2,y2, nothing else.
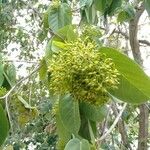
48,39,120,105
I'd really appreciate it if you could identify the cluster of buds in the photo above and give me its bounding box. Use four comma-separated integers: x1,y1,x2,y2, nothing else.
48,39,120,105
0,87,7,97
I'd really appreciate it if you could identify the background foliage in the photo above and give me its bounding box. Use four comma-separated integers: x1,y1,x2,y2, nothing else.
0,0,150,150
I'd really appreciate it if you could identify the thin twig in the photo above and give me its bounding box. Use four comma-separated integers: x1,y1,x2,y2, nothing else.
96,103,127,142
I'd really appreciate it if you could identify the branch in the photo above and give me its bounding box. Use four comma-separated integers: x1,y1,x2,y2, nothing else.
99,26,116,42
139,40,150,46
129,2,144,65
128,2,149,149
100,27,150,46
96,103,127,142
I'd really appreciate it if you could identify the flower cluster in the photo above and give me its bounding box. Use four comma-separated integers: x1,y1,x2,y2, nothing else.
48,39,119,105
0,87,7,97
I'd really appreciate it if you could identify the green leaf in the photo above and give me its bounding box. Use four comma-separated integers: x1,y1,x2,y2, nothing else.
0,65,4,86
45,36,63,61
64,138,90,150
43,10,49,29
55,25,78,42
4,64,16,86
45,25,77,61
79,113,97,142
79,0,93,8
0,104,9,146
37,30,48,42
99,47,150,104
52,41,68,50
85,4,98,24
117,11,130,23
1,77,11,90
59,94,81,134
45,39,56,60
94,0,121,16
107,0,122,16
48,3,72,32
117,5,135,23
39,58,47,81
49,25,77,53
94,0,112,13
88,120,95,145
79,115,91,141
145,0,150,16
80,102,107,122
56,105,71,150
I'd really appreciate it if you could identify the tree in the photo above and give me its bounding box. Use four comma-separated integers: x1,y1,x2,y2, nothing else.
0,0,150,149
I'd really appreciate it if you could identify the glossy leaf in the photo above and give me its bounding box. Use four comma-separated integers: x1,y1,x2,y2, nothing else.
55,25,77,42
64,138,90,150
45,25,77,61
99,47,150,104
0,104,9,146
48,3,72,32
52,41,68,50
79,114,97,142
59,94,81,134
56,105,71,150
80,102,107,122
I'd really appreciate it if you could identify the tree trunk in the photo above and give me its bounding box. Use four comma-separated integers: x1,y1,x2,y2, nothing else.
129,3,149,150
138,105,149,150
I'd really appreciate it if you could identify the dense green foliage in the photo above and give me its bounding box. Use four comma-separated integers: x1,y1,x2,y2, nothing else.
0,0,150,149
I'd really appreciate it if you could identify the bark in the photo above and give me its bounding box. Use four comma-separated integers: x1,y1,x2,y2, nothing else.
129,3,144,66
138,105,149,150
129,3,149,150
